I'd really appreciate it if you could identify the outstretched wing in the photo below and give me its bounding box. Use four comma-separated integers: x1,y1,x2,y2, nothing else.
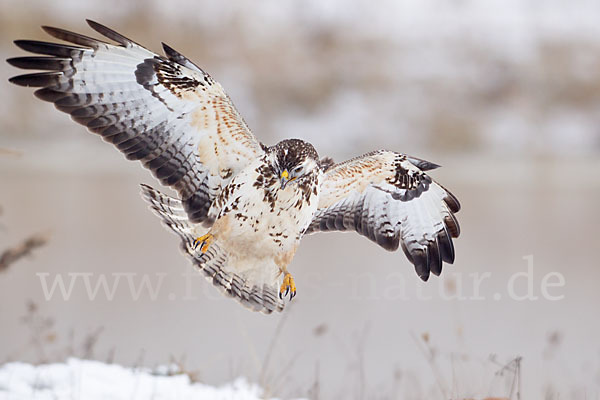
8,20,264,224
306,150,461,281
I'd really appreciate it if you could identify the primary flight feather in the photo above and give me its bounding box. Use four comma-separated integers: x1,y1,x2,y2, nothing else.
8,20,461,313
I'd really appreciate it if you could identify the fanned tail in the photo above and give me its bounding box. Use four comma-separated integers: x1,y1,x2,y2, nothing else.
140,184,284,314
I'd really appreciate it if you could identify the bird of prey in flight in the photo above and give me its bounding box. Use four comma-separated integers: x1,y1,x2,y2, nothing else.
8,20,461,313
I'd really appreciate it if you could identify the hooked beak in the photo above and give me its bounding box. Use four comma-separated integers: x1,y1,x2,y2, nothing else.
280,169,289,189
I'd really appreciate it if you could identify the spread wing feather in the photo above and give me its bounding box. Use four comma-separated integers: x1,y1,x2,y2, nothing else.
8,20,264,224
306,150,460,281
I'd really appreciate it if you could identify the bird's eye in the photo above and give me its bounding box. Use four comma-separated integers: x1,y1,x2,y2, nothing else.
293,166,303,173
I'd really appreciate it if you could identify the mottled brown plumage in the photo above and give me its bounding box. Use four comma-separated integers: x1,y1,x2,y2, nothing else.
9,21,461,313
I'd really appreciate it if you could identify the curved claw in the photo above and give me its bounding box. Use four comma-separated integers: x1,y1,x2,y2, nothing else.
193,233,213,254
279,272,297,302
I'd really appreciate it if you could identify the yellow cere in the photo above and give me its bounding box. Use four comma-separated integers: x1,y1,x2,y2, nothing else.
281,169,289,179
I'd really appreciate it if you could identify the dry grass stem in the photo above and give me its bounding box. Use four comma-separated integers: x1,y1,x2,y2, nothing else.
0,232,50,272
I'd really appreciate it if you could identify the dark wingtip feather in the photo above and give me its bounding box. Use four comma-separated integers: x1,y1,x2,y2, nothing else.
438,184,461,213
13,40,85,57
161,42,178,59
13,39,35,52
411,248,430,281
6,57,23,68
445,193,461,213
86,19,135,47
437,228,456,264
9,72,61,87
7,56,70,71
429,240,443,276
42,25,105,48
161,42,203,72
406,155,441,171
444,213,461,238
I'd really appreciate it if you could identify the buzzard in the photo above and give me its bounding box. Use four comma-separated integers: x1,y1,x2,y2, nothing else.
8,21,461,313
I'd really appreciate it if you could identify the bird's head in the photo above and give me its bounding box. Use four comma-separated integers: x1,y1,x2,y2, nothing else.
268,139,321,189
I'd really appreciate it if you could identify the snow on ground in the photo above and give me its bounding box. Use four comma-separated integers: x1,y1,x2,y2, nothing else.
0,358,278,400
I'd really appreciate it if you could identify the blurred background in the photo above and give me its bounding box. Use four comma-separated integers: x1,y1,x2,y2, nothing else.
1,0,599,398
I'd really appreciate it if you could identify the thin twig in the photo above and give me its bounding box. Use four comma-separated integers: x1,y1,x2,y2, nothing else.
268,350,302,396
259,310,291,387
355,323,370,400
515,357,522,400
81,327,104,359
0,232,50,272
307,361,320,400
410,331,448,399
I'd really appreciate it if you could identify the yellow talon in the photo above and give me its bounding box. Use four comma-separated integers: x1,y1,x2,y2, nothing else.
279,272,296,300
193,233,213,254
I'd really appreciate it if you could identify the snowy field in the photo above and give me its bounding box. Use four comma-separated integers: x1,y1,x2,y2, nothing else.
0,359,277,400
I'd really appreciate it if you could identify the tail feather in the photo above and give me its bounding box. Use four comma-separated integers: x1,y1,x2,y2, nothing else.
140,183,196,251
139,184,285,314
